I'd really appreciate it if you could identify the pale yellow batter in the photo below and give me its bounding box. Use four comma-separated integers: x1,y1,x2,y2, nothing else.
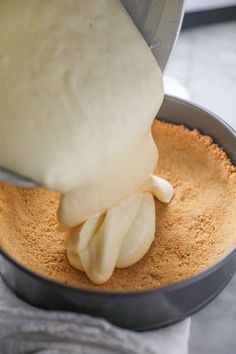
0,0,173,284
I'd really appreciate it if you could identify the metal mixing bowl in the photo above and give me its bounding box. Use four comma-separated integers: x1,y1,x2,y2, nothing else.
122,0,185,71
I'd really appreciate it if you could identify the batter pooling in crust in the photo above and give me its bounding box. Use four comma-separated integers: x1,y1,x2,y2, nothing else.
0,0,173,283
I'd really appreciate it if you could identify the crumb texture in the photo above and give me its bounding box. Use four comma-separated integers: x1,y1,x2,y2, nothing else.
0,120,235,291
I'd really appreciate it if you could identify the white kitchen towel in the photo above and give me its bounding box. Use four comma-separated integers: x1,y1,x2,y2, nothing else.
0,278,191,354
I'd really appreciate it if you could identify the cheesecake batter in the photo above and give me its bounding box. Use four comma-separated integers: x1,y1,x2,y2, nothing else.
0,0,173,283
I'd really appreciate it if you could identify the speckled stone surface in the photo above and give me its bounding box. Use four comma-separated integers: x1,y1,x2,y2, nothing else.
166,20,236,354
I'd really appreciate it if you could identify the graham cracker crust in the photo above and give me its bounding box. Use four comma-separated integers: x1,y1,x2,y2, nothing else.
0,120,235,291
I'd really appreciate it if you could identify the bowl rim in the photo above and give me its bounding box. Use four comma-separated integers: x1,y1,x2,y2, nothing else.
1,94,236,298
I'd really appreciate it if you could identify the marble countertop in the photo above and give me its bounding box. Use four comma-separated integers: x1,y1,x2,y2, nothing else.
165,21,236,354
190,273,236,354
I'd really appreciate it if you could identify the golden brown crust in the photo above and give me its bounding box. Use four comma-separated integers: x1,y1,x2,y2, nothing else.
0,120,235,291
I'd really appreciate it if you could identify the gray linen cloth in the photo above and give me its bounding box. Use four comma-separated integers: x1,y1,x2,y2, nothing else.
0,278,190,354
